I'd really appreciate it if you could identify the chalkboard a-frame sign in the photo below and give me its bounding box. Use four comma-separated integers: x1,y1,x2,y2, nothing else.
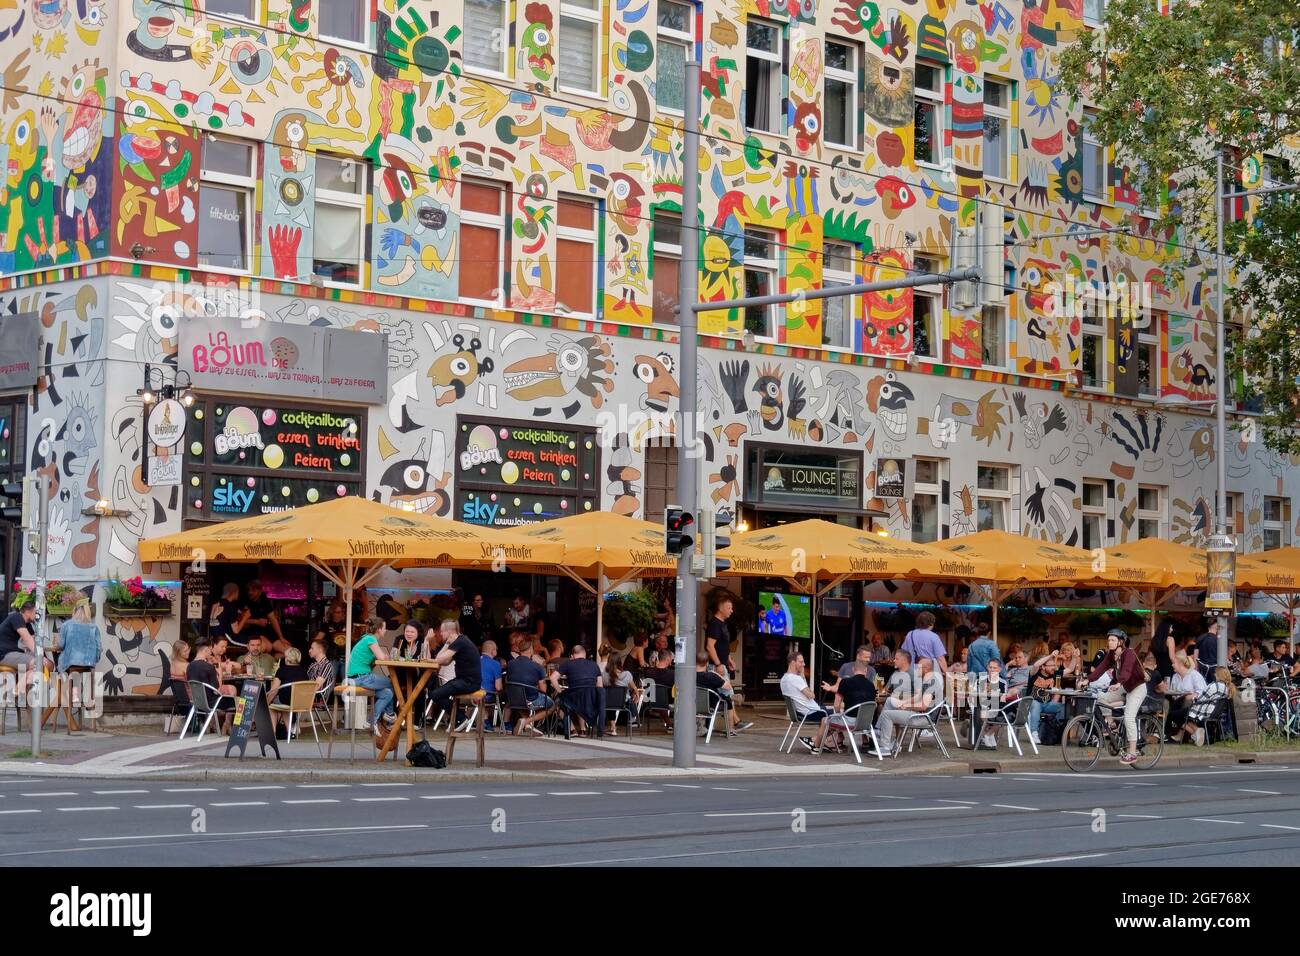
224,678,282,760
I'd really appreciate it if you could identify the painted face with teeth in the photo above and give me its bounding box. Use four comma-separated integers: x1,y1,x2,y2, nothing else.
866,372,914,442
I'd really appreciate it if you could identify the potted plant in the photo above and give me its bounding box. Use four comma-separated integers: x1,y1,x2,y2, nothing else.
601,587,658,644
104,575,175,618
11,581,81,616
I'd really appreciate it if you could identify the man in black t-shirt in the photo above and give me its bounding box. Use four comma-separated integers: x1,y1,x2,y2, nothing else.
0,606,38,692
551,644,604,736
504,651,554,734
459,593,493,646
185,641,237,733
427,620,482,725
696,652,744,736
241,580,285,651
706,594,735,673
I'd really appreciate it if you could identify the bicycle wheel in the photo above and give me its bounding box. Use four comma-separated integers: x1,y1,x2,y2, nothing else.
1133,714,1164,770
1062,714,1102,772
1258,697,1282,736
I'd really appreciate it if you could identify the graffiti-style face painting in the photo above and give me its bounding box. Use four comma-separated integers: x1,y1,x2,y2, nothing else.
427,335,494,407
867,372,914,443
503,335,614,417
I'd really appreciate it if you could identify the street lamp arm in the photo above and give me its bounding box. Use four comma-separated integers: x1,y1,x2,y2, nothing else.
689,267,981,315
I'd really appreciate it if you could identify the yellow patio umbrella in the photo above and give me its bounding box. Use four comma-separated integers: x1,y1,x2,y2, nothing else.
140,496,562,668
513,511,676,646
1236,548,1300,592
935,531,1167,642
721,520,1000,677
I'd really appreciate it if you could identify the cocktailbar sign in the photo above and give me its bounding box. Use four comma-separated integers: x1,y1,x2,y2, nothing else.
184,400,365,520
455,417,600,527
180,316,388,404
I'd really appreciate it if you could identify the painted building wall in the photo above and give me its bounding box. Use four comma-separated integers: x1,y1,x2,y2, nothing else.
1,1,1297,693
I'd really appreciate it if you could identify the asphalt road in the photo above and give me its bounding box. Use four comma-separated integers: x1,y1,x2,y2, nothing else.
0,765,1298,866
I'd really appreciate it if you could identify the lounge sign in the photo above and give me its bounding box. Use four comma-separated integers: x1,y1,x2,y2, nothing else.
180,316,387,404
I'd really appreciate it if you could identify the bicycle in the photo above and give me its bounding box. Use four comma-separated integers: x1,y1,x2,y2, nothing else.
1060,692,1165,772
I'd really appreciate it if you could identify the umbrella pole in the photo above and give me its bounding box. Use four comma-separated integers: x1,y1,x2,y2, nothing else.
991,583,999,646
595,561,606,655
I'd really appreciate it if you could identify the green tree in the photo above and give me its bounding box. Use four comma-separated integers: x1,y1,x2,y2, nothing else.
1059,0,1300,452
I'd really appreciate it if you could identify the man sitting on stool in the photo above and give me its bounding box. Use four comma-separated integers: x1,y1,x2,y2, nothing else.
427,621,482,726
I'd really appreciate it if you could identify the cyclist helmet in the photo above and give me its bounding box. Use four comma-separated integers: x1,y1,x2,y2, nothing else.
1106,628,1129,643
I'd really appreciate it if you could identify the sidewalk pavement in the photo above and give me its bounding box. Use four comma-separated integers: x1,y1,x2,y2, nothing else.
0,708,1292,782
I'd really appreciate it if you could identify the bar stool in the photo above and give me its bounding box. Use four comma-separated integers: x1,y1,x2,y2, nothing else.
0,665,23,735
47,666,96,734
328,683,381,761
446,689,487,767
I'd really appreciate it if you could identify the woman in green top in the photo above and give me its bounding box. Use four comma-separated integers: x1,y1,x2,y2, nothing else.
346,618,395,736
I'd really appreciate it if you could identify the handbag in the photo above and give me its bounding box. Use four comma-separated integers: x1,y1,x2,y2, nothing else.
406,738,446,768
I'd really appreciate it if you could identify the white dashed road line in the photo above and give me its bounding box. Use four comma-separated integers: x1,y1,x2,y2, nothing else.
134,804,193,810
991,804,1038,811
485,793,538,798
547,791,602,796
1192,818,1244,825
210,801,269,808
706,806,970,818
92,790,148,795
284,799,340,805
1260,824,1300,831
611,789,662,794
1238,789,1281,795
1117,814,1162,819
23,792,76,797
0,809,39,815
165,788,217,793
420,794,475,800
57,806,118,812
231,785,285,791
352,797,409,803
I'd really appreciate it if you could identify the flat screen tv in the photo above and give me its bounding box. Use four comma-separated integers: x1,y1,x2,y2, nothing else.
756,590,812,639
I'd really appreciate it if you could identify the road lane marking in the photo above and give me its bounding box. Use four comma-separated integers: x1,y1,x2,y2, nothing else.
352,797,409,803
611,789,662,794
1192,818,1244,825
0,809,39,815
1260,824,1300,831
283,799,339,805
359,783,412,788
977,853,1109,867
420,794,475,800
210,801,269,808
22,791,76,797
232,785,285,791
991,804,1039,811
485,793,537,798
1117,814,1162,819
92,790,148,795
546,791,602,796
710,787,745,791
938,799,979,805
705,806,968,818
134,804,193,810
57,806,118,812
1238,789,1281,795
79,823,429,843
819,793,857,797
297,784,350,789
663,784,701,789
164,788,217,793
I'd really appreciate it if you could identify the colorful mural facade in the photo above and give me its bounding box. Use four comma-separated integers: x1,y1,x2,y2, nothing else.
1,2,1297,693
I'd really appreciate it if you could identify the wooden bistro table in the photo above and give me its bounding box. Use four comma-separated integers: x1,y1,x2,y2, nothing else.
374,659,440,763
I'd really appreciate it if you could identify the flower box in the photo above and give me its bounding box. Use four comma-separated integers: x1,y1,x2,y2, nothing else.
105,601,175,619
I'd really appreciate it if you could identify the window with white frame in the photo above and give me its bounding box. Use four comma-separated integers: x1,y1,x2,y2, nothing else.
1082,108,1110,202
822,240,857,349
464,0,510,76
1081,293,1106,389
1264,496,1290,550
1136,485,1165,540
555,193,597,316
745,18,783,134
207,0,255,19
559,0,602,96
312,154,367,286
1083,0,1105,27
459,178,509,305
198,136,255,273
981,304,1006,368
657,0,692,113
1226,492,1245,551
912,253,942,359
912,458,944,543
1136,314,1159,397
975,463,1013,532
743,228,778,339
652,209,681,325
318,0,367,46
914,60,945,166
1081,479,1107,551
824,39,859,150
982,77,1011,180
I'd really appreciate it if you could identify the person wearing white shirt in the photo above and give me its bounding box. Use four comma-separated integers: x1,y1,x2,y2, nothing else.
1166,651,1207,732
779,650,830,754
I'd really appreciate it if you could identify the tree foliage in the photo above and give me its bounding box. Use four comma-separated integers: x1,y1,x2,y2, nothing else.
1059,0,1300,451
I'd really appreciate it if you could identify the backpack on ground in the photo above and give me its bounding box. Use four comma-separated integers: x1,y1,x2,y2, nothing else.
407,739,446,768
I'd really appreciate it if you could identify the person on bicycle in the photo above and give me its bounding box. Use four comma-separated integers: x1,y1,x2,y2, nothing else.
1086,629,1147,765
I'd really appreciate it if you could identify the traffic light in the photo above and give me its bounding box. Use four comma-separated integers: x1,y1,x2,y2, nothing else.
712,507,733,574
0,481,21,523
0,477,36,528
664,505,694,556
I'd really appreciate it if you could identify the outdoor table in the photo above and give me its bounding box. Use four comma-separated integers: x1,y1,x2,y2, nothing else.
375,659,440,762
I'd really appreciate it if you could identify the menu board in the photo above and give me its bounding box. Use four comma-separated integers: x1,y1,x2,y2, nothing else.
455,418,599,527
184,400,365,521
224,678,280,760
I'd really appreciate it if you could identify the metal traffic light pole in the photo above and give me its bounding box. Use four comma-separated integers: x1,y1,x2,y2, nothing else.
671,63,984,769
